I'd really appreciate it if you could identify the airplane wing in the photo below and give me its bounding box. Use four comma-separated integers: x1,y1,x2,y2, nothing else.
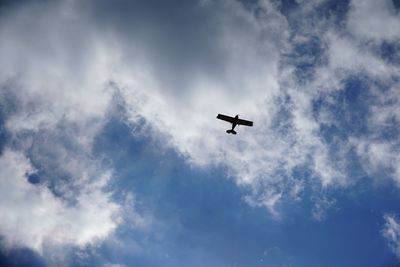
237,118,253,126
217,114,235,123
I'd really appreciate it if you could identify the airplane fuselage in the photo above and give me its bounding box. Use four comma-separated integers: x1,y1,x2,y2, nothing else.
227,115,239,134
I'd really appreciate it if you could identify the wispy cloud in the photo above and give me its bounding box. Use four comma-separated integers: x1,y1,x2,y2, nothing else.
383,214,400,259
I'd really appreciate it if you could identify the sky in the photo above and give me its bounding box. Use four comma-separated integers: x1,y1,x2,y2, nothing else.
0,0,400,266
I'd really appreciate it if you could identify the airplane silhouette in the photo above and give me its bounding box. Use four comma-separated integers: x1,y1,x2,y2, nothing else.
217,114,253,134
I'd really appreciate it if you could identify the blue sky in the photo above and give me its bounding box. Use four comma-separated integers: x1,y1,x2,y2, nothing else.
1,0,400,266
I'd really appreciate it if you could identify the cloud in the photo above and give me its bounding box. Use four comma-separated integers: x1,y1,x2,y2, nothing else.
296,0,400,187
1,0,400,232
0,0,116,133
113,0,350,213
0,0,132,256
382,214,400,259
0,0,332,226
348,0,400,42
311,196,336,221
0,149,120,253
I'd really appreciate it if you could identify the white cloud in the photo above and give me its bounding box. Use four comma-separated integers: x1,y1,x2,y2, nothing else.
382,214,400,259
0,149,120,253
324,32,398,80
352,137,400,185
0,5,116,133
300,0,400,188
348,0,400,42
0,0,135,256
311,196,336,221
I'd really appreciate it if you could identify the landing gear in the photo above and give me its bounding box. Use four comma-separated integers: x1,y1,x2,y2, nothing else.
226,130,237,135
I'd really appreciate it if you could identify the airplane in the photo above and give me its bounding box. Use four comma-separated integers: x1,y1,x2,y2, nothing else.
216,114,253,134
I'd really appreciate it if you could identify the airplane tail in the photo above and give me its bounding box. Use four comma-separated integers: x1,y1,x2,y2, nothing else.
226,130,237,135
